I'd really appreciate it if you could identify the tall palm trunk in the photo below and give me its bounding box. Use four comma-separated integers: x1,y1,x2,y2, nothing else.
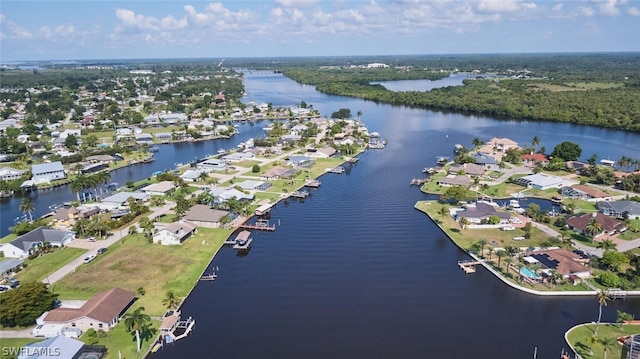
135,329,141,352
595,303,603,335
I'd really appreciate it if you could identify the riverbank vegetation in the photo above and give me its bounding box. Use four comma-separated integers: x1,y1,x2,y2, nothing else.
282,53,640,132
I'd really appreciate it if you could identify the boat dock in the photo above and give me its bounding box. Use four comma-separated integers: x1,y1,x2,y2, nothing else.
458,260,483,274
410,178,426,186
305,179,321,188
328,166,345,174
154,312,196,352
607,288,627,299
290,190,310,198
240,219,275,231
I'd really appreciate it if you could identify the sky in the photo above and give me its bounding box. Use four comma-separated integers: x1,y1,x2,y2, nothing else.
1,0,639,62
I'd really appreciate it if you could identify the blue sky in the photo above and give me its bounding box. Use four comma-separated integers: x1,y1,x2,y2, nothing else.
1,0,639,61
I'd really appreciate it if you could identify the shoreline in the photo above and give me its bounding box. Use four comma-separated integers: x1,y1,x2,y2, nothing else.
413,200,640,297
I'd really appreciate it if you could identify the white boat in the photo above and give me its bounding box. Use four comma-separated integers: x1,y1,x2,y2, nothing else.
217,148,225,154
509,199,520,208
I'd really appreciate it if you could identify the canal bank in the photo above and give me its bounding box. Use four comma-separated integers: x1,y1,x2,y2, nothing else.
414,200,640,297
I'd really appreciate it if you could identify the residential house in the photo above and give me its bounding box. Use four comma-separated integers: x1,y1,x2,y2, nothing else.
290,124,308,136
436,175,472,187
516,174,564,190
566,212,627,238
99,192,149,210
42,288,135,332
32,162,66,183
18,336,106,359
115,128,132,136
180,169,209,182
197,159,228,172
448,163,485,177
521,153,549,167
0,258,23,276
236,180,272,192
85,155,117,164
141,181,176,196
0,227,75,258
261,167,292,180
208,187,254,204
153,220,197,245
306,147,337,159
565,161,589,174
486,137,519,153
560,185,610,201
135,133,154,145
222,152,255,162
0,167,26,181
286,155,315,168
183,204,230,228
528,248,591,278
474,152,499,170
53,206,100,228
454,202,511,224
155,132,172,142
597,201,640,220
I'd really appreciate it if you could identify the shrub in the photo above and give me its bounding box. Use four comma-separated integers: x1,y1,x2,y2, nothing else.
599,271,620,287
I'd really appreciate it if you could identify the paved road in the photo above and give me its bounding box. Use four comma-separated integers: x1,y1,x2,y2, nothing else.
44,203,174,284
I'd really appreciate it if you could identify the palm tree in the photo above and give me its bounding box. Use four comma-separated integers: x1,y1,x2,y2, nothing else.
123,306,151,352
476,239,488,258
600,336,616,359
504,256,514,275
163,290,180,309
472,138,484,149
458,217,469,232
70,174,89,202
496,250,506,268
438,206,449,219
597,239,616,252
584,217,603,242
19,197,34,222
594,290,611,336
136,287,146,297
587,335,599,356
530,136,540,150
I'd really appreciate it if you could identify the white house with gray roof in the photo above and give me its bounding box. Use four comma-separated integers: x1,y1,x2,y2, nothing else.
597,201,640,220
516,173,564,190
0,167,26,181
0,227,75,258
32,162,66,183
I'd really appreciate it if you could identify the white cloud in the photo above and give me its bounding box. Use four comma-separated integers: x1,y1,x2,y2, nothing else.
476,0,520,13
597,0,622,15
274,0,319,8
629,7,640,15
578,6,595,17
552,3,563,12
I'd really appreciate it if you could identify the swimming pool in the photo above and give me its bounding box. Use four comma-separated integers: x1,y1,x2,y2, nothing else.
520,267,541,280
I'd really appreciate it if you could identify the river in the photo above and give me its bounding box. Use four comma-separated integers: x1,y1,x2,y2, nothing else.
142,73,640,359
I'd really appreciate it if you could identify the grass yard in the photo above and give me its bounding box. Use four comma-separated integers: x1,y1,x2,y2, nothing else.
51,227,231,317
566,323,639,359
0,338,45,359
415,201,553,250
0,233,18,244
80,320,159,359
15,247,87,283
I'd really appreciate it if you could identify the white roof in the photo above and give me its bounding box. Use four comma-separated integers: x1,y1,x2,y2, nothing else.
101,192,148,204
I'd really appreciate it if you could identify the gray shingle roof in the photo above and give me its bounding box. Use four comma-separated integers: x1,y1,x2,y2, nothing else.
32,162,64,175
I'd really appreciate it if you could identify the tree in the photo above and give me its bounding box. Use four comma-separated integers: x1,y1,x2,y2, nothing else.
600,250,629,271
584,217,603,241
330,108,351,119
472,137,484,149
597,239,616,252
19,197,34,222
64,134,79,149
600,336,617,359
496,250,506,268
0,281,58,327
136,287,146,297
476,239,488,258
550,141,582,161
458,217,469,232
616,310,634,327
594,290,611,336
163,290,180,309
530,136,540,150
438,206,449,219
123,306,151,352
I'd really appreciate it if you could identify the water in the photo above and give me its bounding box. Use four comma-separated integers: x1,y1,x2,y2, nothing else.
371,72,491,92
0,124,268,237
149,73,640,359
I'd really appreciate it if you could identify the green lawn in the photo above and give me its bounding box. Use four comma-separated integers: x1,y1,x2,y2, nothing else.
15,247,87,283
78,320,158,359
0,233,18,244
52,228,230,316
566,323,639,359
0,338,45,359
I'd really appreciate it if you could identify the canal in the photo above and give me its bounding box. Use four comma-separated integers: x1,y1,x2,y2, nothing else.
145,73,640,359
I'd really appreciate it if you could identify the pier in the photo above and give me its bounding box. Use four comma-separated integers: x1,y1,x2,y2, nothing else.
240,219,276,231
606,288,627,299
410,178,426,186
305,179,321,188
458,260,483,274
290,190,310,199
200,273,217,281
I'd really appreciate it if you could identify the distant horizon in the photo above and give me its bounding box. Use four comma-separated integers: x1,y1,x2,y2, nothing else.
3,50,640,65
2,1,639,62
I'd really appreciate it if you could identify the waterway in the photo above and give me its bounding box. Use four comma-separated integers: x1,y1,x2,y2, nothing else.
371,72,493,92
145,73,640,359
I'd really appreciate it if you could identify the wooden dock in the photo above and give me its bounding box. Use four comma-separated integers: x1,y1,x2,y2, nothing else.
240,223,276,231
305,179,321,188
458,260,482,274
200,273,217,281
410,178,426,186
290,190,310,198
606,288,627,299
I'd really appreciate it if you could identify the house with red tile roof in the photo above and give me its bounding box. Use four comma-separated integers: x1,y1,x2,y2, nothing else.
521,153,549,167
42,288,135,332
566,212,627,238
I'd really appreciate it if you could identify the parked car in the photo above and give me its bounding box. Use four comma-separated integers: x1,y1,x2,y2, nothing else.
86,237,96,242
83,255,96,263
97,248,108,255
